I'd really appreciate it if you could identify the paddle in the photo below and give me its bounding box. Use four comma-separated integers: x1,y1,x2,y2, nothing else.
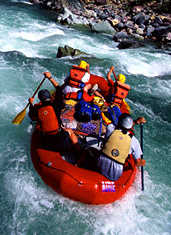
112,68,117,80
12,76,46,124
140,123,144,191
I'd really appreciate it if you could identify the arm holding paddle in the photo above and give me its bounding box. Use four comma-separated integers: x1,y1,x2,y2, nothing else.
12,75,47,124
28,72,61,121
106,66,116,82
12,72,59,124
28,72,59,106
44,72,59,88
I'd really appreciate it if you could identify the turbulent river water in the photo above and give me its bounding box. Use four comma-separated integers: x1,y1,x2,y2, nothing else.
0,0,171,234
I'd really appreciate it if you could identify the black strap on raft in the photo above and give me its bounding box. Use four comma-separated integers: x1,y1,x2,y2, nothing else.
98,116,102,146
109,106,117,125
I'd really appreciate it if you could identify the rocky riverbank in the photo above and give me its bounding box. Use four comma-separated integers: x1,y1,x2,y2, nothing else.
31,0,171,49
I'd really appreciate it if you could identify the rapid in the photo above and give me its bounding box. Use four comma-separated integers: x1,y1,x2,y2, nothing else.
0,0,171,234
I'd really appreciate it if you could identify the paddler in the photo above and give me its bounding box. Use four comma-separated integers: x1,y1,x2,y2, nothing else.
75,113,146,181
62,61,103,102
106,66,131,109
28,72,81,155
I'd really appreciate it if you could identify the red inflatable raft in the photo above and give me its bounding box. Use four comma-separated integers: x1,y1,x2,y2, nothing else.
31,128,137,205
30,76,137,204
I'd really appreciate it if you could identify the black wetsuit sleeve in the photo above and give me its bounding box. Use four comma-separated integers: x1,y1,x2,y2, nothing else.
28,104,40,121
52,85,64,124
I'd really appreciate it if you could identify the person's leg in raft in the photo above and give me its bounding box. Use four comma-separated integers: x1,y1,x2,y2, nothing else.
75,149,88,167
65,127,81,153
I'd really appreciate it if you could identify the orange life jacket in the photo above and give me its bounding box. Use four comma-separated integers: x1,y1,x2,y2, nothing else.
65,90,94,102
107,81,130,106
38,106,60,134
66,65,90,88
114,81,130,105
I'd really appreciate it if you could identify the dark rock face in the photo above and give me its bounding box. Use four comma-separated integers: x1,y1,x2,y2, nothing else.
95,0,109,5
152,26,171,42
117,40,145,49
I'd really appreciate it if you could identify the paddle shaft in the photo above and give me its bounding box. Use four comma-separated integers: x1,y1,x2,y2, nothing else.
140,124,144,191
25,76,46,108
31,76,46,99
112,69,117,80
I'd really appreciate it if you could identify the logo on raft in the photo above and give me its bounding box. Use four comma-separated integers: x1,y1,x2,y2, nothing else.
102,181,115,193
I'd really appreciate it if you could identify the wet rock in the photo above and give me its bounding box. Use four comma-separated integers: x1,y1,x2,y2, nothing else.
131,33,144,41
132,12,143,23
113,31,128,42
110,18,120,27
152,26,171,41
30,0,41,3
56,45,89,58
136,28,144,35
135,15,151,25
91,20,116,35
117,21,125,30
95,0,109,5
146,25,155,37
166,32,171,41
152,16,163,27
117,40,145,50
57,7,90,25
125,20,136,30
83,9,97,18
157,42,171,51
132,6,144,13
99,12,108,20
126,27,133,35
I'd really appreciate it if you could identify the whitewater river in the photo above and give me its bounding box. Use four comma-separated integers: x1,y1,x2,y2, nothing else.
0,0,171,234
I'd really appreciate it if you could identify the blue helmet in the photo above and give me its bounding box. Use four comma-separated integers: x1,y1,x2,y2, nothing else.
38,89,51,103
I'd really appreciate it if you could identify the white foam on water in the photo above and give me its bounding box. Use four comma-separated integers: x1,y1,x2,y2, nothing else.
0,12,66,57
10,23,66,42
11,0,34,4
116,51,171,77
87,171,171,235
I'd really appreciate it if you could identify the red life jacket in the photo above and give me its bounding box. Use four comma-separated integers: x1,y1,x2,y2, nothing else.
38,106,60,134
66,65,90,88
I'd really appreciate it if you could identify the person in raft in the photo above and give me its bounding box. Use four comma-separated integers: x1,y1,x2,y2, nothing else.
105,66,131,108
28,72,81,155
75,113,146,181
62,60,104,102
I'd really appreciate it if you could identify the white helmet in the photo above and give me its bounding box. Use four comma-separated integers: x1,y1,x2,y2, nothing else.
118,113,133,130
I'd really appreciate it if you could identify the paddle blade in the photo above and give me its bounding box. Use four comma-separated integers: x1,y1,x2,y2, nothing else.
12,107,27,124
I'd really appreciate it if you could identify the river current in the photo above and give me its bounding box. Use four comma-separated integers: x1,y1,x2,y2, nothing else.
0,0,171,234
